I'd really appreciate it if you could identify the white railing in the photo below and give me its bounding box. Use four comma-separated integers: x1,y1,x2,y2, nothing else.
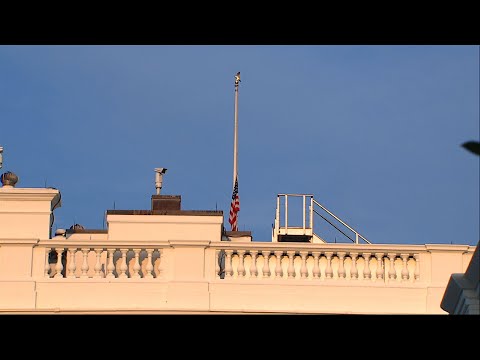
215,242,418,282
41,240,167,279
0,237,475,314
312,199,371,244
40,241,420,283
272,194,372,244
274,194,313,235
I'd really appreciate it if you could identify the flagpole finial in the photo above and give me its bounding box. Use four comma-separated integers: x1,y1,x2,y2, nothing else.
235,71,241,86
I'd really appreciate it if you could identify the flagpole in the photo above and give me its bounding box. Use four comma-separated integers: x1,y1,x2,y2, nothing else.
228,72,241,232
233,72,240,188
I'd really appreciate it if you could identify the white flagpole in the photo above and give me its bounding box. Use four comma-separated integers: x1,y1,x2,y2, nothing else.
233,72,240,188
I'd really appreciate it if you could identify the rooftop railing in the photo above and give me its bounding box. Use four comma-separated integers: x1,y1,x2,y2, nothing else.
272,194,372,244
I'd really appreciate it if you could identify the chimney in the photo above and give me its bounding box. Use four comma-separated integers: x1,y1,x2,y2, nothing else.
151,195,181,211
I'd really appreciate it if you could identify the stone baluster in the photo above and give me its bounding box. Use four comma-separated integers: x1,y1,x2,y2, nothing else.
54,248,64,278
94,249,103,278
237,250,246,278
81,248,90,278
401,254,410,281
287,251,296,279
249,250,258,278
363,253,371,280
106,249,116,279
225,250,234,278
375,253,384,280
337,252,346,279
325,252,333,279
413,253,420,281
350,252,358,280
131,249,141,278
118,249,128,278
262,250,271,278
145,249,154,279
312,252,320,279
388,254,397,280
44,249,51,278
156,249,164,279
67,248,77,278
215,250,220,278
300,251,308,279
274,251,283,279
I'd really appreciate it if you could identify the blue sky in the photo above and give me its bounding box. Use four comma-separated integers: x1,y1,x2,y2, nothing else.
0,45,478,245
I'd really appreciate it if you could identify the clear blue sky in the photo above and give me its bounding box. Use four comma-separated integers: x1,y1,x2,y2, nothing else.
0,45,478,245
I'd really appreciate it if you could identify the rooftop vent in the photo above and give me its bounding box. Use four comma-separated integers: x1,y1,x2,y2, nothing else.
55,228,66,237
69,223,85,231
1,171,18,188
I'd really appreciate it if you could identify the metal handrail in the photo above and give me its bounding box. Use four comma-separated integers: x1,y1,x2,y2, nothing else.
312,199,371,244
277,194,313,233
274,194,372,244
313,209,355,243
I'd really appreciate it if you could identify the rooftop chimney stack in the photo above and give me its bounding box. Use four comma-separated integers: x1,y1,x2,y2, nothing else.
154,167,167,195
152,168,181,211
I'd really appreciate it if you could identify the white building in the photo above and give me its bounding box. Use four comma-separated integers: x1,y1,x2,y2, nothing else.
0,170,477,314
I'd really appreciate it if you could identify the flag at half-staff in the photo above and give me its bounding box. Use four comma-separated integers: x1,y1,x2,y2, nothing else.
229,176,240,231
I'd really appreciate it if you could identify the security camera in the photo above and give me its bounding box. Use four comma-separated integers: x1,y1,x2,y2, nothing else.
155,167,167,174
154,167,168,195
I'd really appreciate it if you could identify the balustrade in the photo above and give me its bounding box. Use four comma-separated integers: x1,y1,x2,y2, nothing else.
42,244,421,284
215,247,420,283
44,247,163,279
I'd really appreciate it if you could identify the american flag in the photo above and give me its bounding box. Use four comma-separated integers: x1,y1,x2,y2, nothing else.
229,176,240,231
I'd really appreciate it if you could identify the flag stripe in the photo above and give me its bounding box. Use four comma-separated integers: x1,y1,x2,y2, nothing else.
229,177,240,231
